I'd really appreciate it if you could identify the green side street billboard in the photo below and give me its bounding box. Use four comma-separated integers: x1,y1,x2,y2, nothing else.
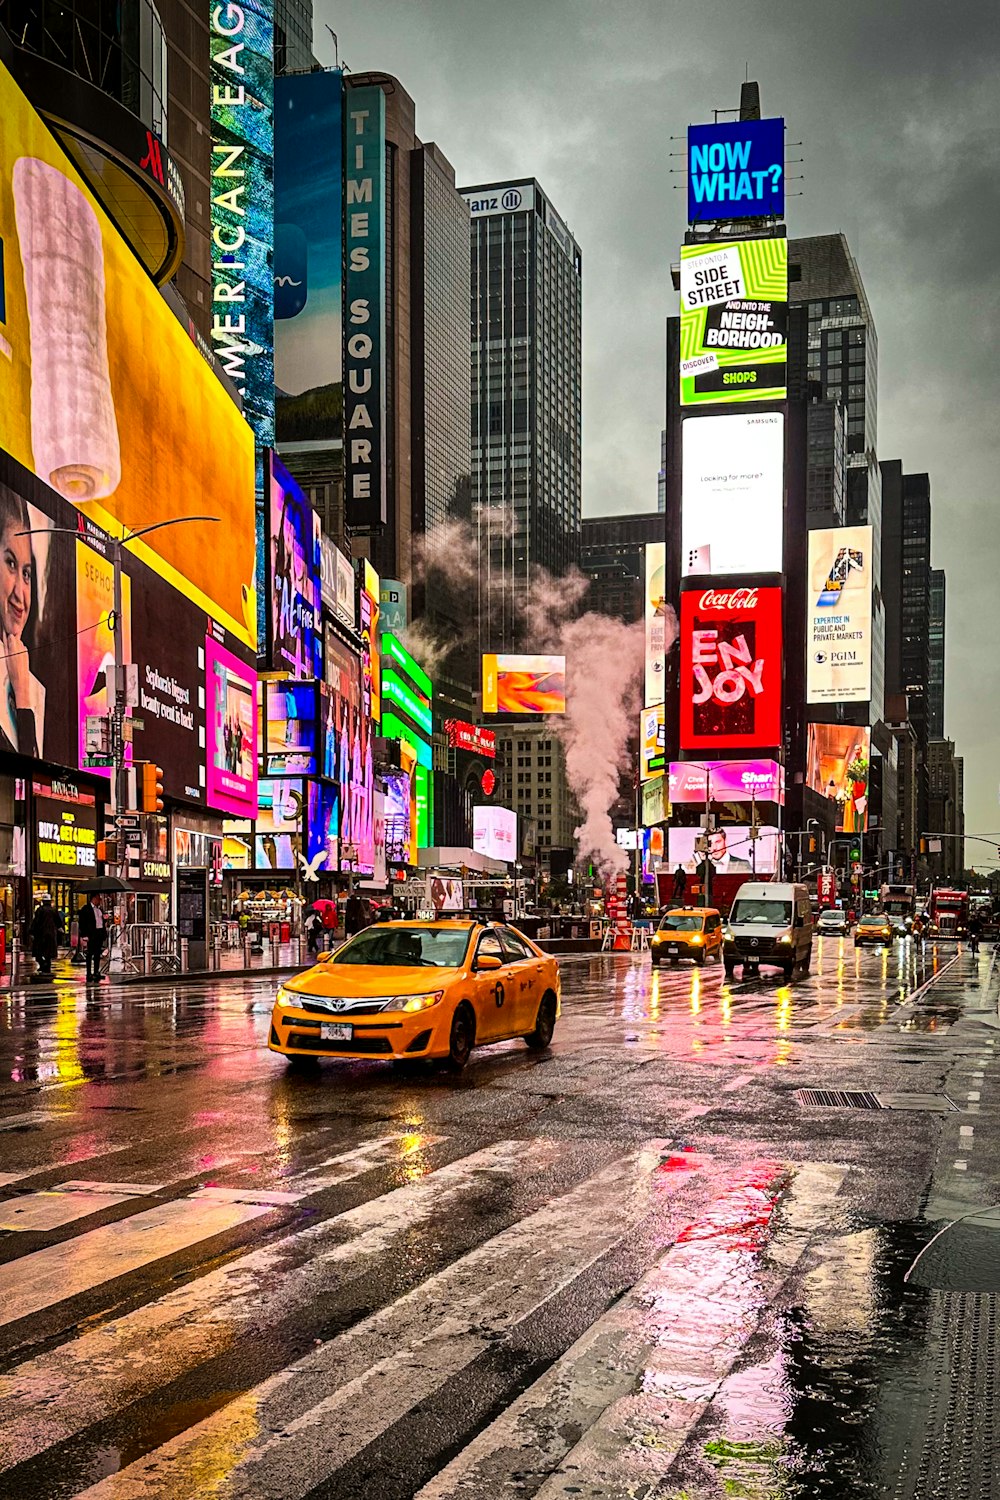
679,237,787,406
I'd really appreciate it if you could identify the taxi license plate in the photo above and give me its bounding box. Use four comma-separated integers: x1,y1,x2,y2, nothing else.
667,945,679,956
320,1022,353,1041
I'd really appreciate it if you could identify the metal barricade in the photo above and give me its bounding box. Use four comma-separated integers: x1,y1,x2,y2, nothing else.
121,923,181,975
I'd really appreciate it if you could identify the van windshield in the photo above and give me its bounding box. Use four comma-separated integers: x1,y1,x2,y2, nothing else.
730,899,793,926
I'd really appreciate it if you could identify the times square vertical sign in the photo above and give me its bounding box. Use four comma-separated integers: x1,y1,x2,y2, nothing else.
210,0,275,640
344,87,387,528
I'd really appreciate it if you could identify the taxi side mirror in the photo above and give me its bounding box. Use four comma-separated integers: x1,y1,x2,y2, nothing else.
475,953,504,972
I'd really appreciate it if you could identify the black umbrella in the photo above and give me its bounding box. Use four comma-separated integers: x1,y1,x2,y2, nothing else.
78,875,134,894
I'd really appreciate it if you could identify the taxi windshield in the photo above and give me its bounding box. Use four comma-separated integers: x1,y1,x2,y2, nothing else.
659,914,704,932
331,926,471,968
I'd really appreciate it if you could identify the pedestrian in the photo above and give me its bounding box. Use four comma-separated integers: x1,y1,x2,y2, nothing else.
29,893,59,977
304,907,323,954
344,891,365,937
77,892,108,983
671,865,687,903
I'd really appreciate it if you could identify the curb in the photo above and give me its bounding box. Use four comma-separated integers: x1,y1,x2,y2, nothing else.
1,963,307,998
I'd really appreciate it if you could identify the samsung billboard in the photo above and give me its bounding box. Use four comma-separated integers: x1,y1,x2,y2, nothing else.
681,413,784,578
807,526,873,704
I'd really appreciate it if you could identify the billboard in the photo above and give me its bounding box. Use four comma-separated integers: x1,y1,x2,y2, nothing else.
668,824,780,877
482,655,567,715
687,119,785,222
33,779,98,877
462,184,535,218
644,542,666,706
641,775,669,827
205,632,258,817
473,806,518,863
209,0,274,454
267,453,322,678
640,704,665,781
318,538,356,629
806,724,870,833
680,585,783,752
2,448,212,805
274,69,343,447
806,525,873,704
360,560,381,726
681,413,784,577
0,55,256,648
444,720,496,758
668,759,784,806
343,86,387,528
384,770,412,865
680,238,787,406
427,875,463,913
325,630,375,874
264,681,317,777
379,580,408,637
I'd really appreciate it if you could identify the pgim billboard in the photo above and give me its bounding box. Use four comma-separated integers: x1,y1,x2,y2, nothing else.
644,542,666,706
681,413,784,577
806,526,873,704
680,585,783,752
679,237,787,406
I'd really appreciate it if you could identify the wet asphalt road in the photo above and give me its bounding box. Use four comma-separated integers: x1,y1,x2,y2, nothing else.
0,939,998,1498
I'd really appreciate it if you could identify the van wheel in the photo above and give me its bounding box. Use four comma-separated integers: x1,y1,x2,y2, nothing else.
443,1004,475,1073
526,992,557,1051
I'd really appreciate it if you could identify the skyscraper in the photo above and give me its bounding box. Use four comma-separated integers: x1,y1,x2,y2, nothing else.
928,567,946,740
274,0,314,73
462,178,582,653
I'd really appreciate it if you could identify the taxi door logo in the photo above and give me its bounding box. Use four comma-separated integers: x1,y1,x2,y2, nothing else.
680,586,782,751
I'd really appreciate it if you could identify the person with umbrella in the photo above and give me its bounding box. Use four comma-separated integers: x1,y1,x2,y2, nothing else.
30,892,59,978
304,904,324,955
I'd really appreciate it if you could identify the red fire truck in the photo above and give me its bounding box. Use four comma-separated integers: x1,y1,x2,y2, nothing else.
928,888,969,939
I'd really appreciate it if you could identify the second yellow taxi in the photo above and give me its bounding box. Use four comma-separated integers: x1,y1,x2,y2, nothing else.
650,906,724,967
269,918,560,1071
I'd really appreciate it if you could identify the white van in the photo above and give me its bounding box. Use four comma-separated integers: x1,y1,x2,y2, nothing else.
723,882,813,980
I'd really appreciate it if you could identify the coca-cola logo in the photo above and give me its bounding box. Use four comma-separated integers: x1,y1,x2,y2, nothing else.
699,588,759,611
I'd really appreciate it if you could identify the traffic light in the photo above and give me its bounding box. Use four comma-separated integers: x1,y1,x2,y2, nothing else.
141,763,164,812
919,838,927,855
808,835,817,854
850,844,861,864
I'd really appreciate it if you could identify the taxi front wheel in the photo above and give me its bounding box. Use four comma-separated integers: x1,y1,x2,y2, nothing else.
443,1004,476,1073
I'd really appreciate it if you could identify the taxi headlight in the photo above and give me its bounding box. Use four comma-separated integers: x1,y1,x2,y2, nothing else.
275,985,299,1008
394,990,446,1014
651,934,663,944
690,934,703,944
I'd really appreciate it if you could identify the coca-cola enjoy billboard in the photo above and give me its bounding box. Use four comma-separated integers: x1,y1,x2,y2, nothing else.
680,585,783,752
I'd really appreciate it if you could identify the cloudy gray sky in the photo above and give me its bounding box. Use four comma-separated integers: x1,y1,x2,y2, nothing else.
315,0,1000,854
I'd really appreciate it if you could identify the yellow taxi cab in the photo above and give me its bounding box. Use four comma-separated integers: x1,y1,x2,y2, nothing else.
269,918,560,1072
854,913,893,947
650,907,724,967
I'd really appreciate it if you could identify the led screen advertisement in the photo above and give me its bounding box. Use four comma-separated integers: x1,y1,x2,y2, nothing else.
641,775,669,827
274,69,343,447
807,525,873,705
324,631,375,874
265,681,317,776
644,542,666,707
0,54,257,648
668,824,780,877
33,779,98,877
668,759,785,806
680,585,783,752
209,0,274,456
254,777,302,871
206,631,258,818
482,655,567,715
681,413,784,577
473,806,518,863
640,704,665,781
680,238,787,406
806,724,870,833
687,118,785,222
383,770,412,865
343,87,387,528
267,453,322,678
444,720,496,758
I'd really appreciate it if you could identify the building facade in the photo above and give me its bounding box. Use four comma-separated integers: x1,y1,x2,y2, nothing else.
495,723,577,873
928,567,946,741
580,512,665,624
462,178,582,654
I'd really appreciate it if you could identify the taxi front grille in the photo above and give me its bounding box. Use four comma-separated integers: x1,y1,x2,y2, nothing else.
286,1032,394,1055
299,999,390,1016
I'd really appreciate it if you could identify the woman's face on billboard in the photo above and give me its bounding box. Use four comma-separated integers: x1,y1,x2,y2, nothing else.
0,522,32,636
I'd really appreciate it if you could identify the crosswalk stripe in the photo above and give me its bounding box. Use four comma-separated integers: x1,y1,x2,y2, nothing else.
0,1138,549,1474
0,1183,161,1232
73,1139,683,1499
420,1161,846,1500
0,1197,276,1329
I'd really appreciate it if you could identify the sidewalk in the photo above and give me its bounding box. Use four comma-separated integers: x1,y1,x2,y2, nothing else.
0,940,315,997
